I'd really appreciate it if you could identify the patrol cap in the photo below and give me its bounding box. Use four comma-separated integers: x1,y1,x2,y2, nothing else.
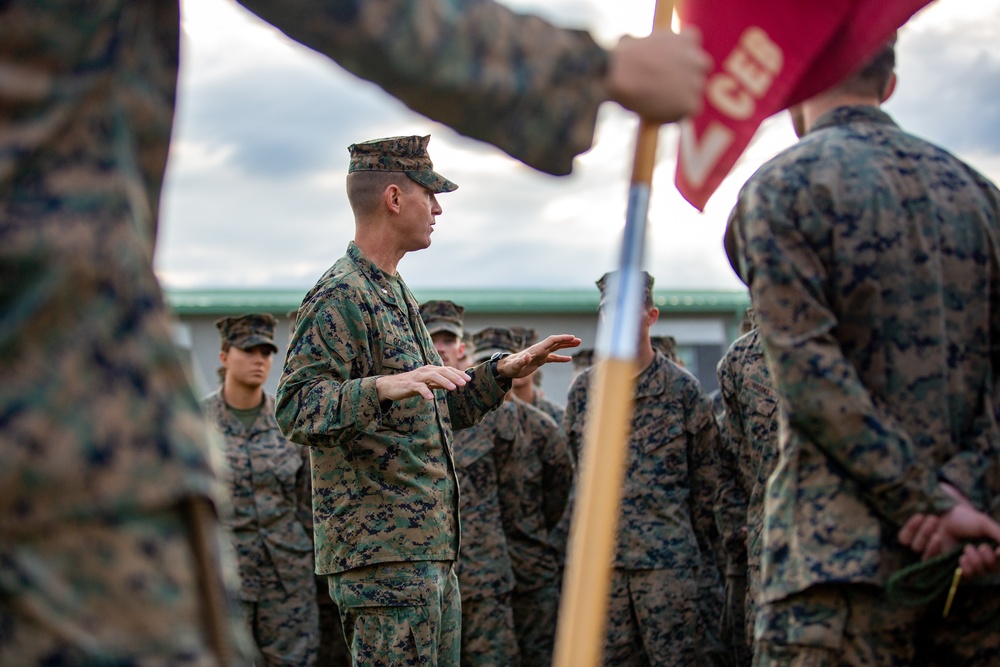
215,313,278,353
572,348,594,370
471,326,521,363
420,300,465,338
511,325,538,349
650,334,678,361
596,270,655,308
347,135,458,194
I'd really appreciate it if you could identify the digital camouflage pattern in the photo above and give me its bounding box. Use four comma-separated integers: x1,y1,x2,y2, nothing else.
0,504,253,665
604,567,701,667
276,241,508,574
531,393,566,433
651,334,679,363
568,349,595,409
238,0,609,177
420,299,466,338
452,403,522,667
1,0,611,660
0,2,253,661
501,400,572,589
453,404,519,602
278,242,511,665
216,314,280,353
203,391,319,665
316,600,351,667
472,326,524,362
755,583,1000,667
715,327,778,655
565,352,727,665
727,106,1000,659
236,569,318,667
529,390,571,559
348,135,457,194
510,583,561,667
328,560,463,667
502,398,573,666
460,594,521,667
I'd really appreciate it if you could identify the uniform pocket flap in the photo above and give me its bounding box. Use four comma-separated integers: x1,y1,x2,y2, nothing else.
339,576,433,608
381,345,420,372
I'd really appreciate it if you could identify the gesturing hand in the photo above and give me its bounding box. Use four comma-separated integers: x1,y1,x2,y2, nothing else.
375,365,472,401
495,334,582,379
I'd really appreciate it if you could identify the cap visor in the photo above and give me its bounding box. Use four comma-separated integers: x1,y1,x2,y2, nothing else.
240,336,278,353
471,347,505,364
408,170,458,194
427,323,463,338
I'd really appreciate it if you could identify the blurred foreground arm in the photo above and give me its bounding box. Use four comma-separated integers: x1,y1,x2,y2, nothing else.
607,27,710,124
237,0,708,175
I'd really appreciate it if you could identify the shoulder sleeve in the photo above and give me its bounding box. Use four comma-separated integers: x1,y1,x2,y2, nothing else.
276,280,382,446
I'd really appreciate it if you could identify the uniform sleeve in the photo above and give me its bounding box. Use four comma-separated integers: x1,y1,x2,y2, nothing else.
445,362,508,431
940,405,1000,513
295,445,314,537
538,415,573,532
686,393,725,579
714,353,750,560
735,176,956,527
234,0,609,176
563,372,589,466
275,288,383,447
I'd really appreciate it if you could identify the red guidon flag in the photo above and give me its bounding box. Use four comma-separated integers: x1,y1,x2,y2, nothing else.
674,0,933,211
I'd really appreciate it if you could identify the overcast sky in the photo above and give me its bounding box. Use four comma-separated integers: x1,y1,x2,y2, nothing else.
154,0,1000,293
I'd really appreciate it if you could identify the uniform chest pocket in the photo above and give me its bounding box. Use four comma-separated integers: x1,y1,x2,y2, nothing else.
380,343,422,373
631,417,685,457
272,448,303,495
454,431,495,469
744,378,777,415
378,327,423,370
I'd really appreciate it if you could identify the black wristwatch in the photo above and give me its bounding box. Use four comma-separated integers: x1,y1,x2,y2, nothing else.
488,351,512,382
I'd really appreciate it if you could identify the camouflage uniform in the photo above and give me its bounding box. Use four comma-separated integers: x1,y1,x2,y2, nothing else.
727,105,1000,665
276,241,511,666
508,398,573,667
651,334,680,364
714,327,778,666
203,389,319,666
0,3,256,661
472,327,573,667
566,352,727,667
421,300,521,667
0,0,625,662
286,310,351,667
453,405,523,667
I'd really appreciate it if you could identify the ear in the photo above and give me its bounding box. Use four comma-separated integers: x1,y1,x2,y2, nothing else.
457,341,467,358
881,72,897,103
647,307,660,326
218,350,227,365
384,183,404,214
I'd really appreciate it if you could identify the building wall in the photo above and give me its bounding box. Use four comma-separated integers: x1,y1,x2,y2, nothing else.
176,310,733,409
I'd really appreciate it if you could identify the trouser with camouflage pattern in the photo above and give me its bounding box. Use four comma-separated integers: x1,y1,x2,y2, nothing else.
754,582,1000,667
328,560,461,667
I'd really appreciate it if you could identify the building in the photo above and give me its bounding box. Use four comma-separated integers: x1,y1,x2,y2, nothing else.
168,287,750,407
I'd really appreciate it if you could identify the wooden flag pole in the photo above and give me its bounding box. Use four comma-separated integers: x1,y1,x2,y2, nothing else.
552,2,674,666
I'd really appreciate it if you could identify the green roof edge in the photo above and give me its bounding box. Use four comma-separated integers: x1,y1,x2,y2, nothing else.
166,287,749,316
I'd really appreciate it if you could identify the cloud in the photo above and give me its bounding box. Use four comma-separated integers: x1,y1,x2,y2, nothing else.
889,16,1000,156
157,0,1000,294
